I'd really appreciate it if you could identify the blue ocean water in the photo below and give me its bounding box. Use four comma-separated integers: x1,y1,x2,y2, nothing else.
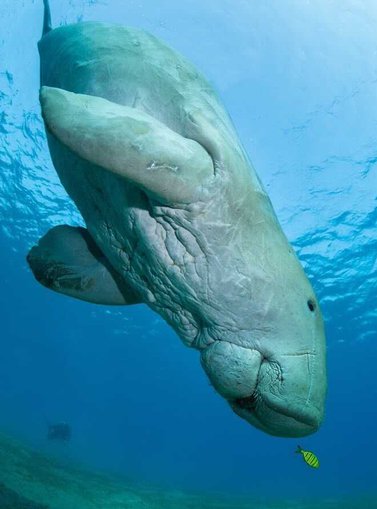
0,0,376,505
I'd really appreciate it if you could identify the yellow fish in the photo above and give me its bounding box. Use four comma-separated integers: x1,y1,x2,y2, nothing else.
296,445,320,468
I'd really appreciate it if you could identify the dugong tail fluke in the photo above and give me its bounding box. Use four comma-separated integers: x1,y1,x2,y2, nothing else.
42,0,52,36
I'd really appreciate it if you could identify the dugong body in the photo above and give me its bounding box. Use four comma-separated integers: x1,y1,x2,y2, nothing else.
28,1,327,437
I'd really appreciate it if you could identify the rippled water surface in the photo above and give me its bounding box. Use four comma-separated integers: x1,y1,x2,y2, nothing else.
0,0,376,507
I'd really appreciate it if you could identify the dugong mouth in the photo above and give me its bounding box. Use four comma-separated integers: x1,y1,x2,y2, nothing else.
230,385,321,438
201,342,322,438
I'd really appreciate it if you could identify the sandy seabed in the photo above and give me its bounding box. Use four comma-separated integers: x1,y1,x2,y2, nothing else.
0,432,373,509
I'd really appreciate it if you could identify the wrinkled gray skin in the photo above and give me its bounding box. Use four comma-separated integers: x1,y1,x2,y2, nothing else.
28,4,326,438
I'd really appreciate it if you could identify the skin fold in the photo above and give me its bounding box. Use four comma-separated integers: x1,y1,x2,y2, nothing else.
27,9,327,438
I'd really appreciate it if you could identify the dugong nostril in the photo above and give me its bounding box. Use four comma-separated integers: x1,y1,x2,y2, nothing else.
201,341,263,400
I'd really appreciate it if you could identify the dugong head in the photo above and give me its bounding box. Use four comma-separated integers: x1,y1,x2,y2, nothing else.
200,229,327,437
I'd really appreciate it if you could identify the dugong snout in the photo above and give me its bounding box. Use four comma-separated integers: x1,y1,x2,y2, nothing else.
201,342,325,437
201,342,263,399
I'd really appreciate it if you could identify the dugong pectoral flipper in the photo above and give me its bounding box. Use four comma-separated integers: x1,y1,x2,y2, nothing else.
40,86,215,205
27,225,141,305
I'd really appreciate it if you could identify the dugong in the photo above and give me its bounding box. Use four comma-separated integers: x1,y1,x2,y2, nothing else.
28,0,327,437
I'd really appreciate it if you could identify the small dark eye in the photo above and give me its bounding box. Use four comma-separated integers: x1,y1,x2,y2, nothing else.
307,299,316,312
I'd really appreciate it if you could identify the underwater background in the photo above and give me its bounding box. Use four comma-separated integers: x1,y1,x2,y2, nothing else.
0,0,376,507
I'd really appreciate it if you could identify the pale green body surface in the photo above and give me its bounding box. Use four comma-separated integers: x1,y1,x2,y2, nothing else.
28,18,327,437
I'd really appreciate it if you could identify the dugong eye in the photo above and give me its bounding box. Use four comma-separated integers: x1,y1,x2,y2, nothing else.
307,299,316,312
